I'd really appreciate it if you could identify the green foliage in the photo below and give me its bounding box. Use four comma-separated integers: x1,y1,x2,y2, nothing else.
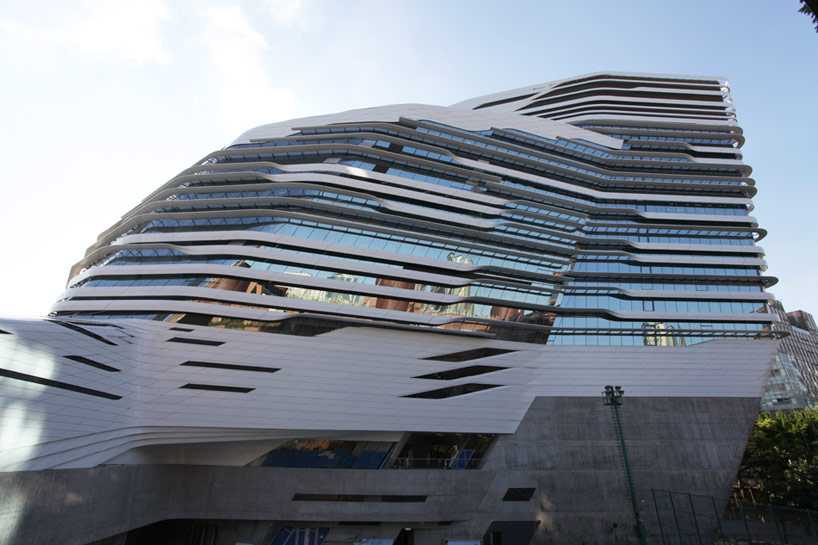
800,0,818,32
737,408,818,510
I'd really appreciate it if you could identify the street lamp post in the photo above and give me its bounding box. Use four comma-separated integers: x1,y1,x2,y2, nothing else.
603,385,647,545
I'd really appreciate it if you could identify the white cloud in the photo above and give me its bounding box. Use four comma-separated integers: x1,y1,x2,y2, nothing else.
263,0,305,26
0,19,44,42
0,0,170,64
203,4,299,136
69,0,170,63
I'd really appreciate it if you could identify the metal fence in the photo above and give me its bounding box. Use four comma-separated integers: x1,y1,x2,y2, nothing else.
652,489,818,545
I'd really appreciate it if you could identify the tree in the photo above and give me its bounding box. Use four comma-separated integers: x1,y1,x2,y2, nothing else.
737,408,818,510
800,0,818,32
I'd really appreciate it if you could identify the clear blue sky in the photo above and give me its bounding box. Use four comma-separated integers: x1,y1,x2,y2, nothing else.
1,0,815,318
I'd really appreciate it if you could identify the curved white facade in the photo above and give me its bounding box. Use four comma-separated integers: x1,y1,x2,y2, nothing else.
0,317,776,472
54,73,773,342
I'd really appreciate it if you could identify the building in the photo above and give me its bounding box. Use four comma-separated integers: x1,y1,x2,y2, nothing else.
761,301,818,411
0,72,780,545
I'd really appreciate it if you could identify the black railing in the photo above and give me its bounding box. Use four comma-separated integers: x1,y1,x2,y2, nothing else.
652,489,818,545
390,456,483,469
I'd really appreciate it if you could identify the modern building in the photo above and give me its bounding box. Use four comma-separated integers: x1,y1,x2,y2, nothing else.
0,72,780,545
761,301,818,411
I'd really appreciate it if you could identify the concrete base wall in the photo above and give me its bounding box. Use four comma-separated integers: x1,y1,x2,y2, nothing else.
0,396,759,545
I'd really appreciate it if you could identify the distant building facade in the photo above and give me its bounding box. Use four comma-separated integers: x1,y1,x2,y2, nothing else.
762,301,818,411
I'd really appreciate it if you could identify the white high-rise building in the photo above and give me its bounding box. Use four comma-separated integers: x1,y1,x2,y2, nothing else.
0,73,779,545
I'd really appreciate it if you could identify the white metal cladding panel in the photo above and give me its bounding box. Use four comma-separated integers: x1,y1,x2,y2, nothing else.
453,155,752,208
450,72,729,111
0,317,777,471
230,104,623,148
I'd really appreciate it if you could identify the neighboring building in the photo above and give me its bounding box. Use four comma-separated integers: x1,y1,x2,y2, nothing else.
761,301,818,411
0,73,780,545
